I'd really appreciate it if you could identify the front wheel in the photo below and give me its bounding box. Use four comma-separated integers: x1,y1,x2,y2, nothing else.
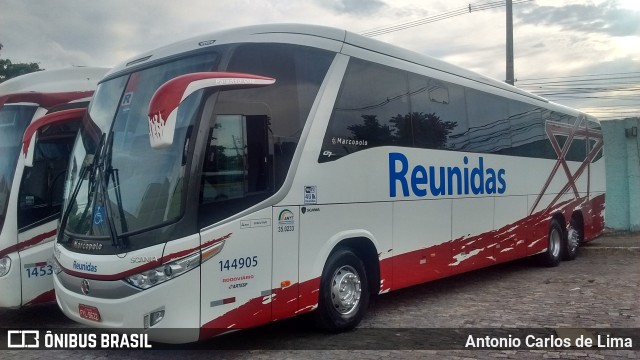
536,219,563,267
315,248,370,331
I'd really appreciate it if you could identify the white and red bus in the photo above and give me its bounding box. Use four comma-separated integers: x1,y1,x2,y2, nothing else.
52,24,605,343
0,67,107,307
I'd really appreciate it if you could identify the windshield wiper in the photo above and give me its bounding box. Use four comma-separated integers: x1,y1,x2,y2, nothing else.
58,134,104,243
107,167,129,234
98,164,122,249
100,132,128,249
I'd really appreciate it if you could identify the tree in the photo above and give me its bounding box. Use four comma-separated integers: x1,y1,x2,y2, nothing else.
0,43,43,83
348,112,458,149
402,112,458,149
347,114,396,147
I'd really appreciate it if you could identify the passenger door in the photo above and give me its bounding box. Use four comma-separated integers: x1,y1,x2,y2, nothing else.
198,112,274,332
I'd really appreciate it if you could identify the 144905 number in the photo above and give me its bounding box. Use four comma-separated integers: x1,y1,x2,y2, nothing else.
219,256,257,271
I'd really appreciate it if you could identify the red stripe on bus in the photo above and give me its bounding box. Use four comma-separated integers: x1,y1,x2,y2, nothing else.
0,91,93,110
22,108,87,157
23,289,56,306
0,229,57,258
161,233,232,264
197,194,605,337
58,233,233,281
58,259,162,281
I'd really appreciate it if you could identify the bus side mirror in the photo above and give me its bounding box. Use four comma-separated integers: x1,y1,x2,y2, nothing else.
147,72,275,149
22,108,87,167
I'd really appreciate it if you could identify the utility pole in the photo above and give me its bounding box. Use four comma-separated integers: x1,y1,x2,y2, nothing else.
506,0,515,85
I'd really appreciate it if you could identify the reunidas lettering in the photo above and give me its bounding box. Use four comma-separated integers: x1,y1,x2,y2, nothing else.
389,152,506,198
72,260,98,273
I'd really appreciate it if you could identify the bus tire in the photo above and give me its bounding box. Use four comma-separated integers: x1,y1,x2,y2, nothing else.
537,218,563,267
315,248,370,332
563,217,582,261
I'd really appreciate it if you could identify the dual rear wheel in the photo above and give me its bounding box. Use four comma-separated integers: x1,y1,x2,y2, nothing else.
537,216,584,267
315,215,585,330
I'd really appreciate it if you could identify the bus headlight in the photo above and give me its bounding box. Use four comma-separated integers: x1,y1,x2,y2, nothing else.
124,240,225,290
0,256,11,277
125,252,201,290
51,257,63,275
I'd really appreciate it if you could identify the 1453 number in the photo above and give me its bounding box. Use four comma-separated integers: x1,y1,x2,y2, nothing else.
25,265,53,278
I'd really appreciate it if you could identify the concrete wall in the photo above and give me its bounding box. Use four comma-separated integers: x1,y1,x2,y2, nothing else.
601,118,640,231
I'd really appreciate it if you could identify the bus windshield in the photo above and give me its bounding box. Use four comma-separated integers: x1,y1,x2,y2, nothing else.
64,53,218,240
0,104,38,233
63,43,334,251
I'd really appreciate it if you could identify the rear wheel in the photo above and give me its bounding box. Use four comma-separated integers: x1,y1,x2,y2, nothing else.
315,248,370,331
537,219,563,267
563,217,583,261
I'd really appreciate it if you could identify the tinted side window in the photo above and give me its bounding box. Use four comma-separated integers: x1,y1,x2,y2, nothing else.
464,89,511,153
199,44,334,226
498,101,555,159
547,112,587,162
409,75,468,150
0,105,37,229
223,43,334,187
18,120,79,230
319,57,589,163
588,120,603,162
320,59,410,162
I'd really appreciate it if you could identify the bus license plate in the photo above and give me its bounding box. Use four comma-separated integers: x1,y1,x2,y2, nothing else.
79,304,101,322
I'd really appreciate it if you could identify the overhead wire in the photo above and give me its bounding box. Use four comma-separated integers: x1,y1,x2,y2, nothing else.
360,0,533,37
516,72,640,118
358,1,638,119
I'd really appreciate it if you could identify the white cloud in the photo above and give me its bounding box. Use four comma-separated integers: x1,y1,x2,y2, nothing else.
1,0,638,119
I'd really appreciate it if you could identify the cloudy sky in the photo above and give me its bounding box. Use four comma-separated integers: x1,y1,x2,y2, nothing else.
1,0,639,119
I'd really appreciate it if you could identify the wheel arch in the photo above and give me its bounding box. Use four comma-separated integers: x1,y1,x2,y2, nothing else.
331,237,380,298
570,210,585,233
315,231,381,299
552,212,567,236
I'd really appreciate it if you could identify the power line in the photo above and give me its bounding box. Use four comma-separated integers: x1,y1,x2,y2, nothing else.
516,71,640,82
581,104,640,109
550,95,640,101
359,0,492,35
534,89,640,97
357,1,636,120
516,71,640,119
517,76,640,86
360,0,533,37
365,0,639,121
587,110,640,113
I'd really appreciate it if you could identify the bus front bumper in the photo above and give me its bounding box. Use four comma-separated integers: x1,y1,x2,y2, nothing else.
53,268,201,344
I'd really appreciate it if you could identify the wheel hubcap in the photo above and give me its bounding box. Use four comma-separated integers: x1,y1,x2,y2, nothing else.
550,228,561,258
330,265,362,315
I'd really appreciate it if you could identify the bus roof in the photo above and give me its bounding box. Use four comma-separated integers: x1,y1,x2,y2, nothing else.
0,67,109,97
106,23,549,103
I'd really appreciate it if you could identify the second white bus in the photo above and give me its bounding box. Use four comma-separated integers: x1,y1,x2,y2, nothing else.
0,67,107,307
53,24,605,343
